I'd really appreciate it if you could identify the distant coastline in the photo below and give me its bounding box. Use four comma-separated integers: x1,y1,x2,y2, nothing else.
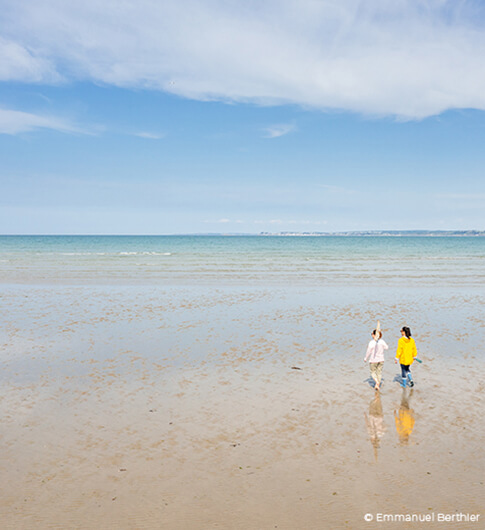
259,230,485,237
1,231,484,237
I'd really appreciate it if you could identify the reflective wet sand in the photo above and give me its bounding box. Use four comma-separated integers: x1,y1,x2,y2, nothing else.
0,285,483,529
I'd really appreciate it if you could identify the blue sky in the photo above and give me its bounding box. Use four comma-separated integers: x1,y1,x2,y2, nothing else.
1,0,484,234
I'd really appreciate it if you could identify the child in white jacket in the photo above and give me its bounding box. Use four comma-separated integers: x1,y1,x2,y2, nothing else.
364,330,389,391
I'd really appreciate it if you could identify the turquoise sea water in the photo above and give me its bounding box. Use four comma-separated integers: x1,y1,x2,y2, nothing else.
0,235,484,285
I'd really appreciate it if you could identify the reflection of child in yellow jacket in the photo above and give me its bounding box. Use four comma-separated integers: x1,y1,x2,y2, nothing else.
394,392,415,444
395,326,417,388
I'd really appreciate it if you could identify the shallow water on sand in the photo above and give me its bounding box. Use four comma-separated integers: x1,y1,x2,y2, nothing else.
0,280,483,529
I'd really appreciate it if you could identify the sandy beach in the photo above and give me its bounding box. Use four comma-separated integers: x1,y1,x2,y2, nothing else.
0,283,483,529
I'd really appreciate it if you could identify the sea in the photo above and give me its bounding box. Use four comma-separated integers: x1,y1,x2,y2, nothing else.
0,235,484,286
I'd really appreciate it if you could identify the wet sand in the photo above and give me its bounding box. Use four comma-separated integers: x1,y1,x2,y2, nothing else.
0,285,483,529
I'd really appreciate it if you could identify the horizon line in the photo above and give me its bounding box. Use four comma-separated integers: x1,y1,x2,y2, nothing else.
1,230,484,237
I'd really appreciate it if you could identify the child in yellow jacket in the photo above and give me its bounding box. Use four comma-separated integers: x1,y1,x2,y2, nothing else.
395,326,417,388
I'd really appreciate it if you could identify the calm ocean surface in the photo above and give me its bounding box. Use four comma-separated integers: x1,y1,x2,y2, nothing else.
0,235,484,286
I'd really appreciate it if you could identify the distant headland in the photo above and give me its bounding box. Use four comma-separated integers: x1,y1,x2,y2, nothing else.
259,230,485,237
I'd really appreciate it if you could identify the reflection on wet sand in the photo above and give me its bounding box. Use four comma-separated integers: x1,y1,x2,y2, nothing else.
1,283,483,529
364,392,386,460
394,388,415,444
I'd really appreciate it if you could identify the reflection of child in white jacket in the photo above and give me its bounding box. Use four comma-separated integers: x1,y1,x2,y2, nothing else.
364,330,388,391
365,393,386,461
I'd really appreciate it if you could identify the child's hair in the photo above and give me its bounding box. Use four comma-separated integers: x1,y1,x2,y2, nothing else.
401,326,412,338
372,329,382,339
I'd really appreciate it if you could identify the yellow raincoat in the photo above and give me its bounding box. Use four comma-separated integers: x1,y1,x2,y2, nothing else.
395,337,417,365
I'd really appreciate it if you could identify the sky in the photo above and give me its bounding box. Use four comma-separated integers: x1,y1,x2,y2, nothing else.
1,0,485,234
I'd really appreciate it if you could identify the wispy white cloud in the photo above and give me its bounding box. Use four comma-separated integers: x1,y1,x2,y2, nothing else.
263,123,296,138
0,37,60,82
0,107,83,135
133,131,165,140
203,218,244,224
1,1,485,118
